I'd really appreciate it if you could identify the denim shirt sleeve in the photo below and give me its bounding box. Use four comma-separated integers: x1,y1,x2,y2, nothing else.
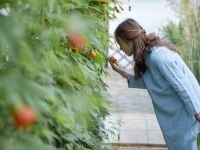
127,74,146,89
154,52,200,116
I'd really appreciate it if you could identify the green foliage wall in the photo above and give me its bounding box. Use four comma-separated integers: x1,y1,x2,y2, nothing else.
0,0,124,149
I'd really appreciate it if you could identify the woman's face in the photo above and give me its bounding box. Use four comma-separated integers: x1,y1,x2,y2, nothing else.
117,36,134,56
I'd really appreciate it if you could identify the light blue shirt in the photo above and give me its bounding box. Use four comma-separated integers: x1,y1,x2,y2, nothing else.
127,46,200,150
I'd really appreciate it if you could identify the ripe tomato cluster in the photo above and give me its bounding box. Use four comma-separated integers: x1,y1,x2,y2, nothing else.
66,0,125,64
67,32,99,59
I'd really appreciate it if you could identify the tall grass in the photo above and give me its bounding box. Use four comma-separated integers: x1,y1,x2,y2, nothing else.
163,0,200,83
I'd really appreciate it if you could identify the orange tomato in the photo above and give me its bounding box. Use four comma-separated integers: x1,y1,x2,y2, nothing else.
89,50,96,58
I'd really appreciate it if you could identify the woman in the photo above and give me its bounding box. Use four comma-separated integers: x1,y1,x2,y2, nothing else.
108,18,200,150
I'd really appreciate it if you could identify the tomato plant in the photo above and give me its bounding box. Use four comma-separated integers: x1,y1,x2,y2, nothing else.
0,0,123,150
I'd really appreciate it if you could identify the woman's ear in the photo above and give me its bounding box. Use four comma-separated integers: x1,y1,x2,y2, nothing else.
128,40,134,49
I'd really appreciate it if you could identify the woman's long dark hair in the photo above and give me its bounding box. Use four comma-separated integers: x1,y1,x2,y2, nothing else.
114,18,179,80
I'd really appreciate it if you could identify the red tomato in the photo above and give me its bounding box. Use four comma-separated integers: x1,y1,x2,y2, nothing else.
109,56,117,64
68,32,86,51
13,106,36,128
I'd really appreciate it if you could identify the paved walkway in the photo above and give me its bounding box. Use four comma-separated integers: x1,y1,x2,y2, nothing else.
103,68,154,114
102,68,167,150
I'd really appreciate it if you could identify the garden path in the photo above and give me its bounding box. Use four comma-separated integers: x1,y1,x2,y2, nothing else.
103,67,167,150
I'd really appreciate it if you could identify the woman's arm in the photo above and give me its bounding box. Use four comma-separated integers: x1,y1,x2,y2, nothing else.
127,74,146,89
108,58,128,79
108,60,146,89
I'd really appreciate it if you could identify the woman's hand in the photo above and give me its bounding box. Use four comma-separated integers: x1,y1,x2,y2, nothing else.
108,58,119,71
195,113,200,121
108,59,129,79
